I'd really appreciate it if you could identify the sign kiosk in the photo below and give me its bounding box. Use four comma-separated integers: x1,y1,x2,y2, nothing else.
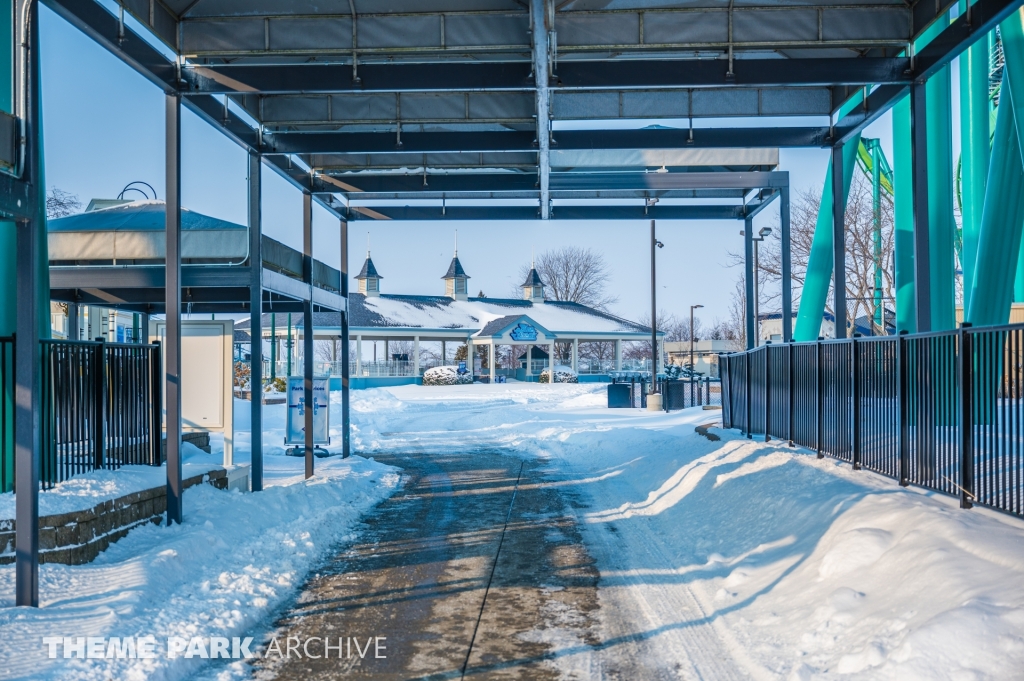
285,375,331,457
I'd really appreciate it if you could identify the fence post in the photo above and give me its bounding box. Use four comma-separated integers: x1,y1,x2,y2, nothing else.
94,338,107,470
815,337,823,458
151,341,163,465
764,342,771,442
745,350,752,438
851,334,861,470
721,357,729,427
958,323,974,509
897,330,909,486
788,341,795,447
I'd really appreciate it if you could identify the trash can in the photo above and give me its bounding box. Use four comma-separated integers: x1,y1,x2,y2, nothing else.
608,383,631,408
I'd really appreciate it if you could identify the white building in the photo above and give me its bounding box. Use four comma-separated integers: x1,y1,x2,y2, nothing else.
250,250,664,388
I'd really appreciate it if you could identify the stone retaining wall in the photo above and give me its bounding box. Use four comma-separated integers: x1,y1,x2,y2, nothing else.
0,468,229,566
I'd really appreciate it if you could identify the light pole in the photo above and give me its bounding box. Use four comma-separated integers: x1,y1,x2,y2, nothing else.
741,226,773,346
689,304,703,375
651,219,664,392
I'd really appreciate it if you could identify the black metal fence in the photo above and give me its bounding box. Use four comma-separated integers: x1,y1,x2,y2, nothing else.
0,338,162,491
720,324,1024,518
661,377,721,411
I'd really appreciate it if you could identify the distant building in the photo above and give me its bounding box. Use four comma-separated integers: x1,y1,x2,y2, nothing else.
664,339,741,377
758,309,896,343
248,248,664,388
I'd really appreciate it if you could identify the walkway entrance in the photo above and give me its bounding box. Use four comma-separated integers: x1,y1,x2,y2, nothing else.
258,450,601,679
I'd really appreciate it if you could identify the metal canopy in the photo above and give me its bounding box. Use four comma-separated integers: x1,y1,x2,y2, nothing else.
42,0,1021,222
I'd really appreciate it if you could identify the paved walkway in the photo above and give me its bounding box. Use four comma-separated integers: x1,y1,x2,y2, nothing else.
256,449,603,680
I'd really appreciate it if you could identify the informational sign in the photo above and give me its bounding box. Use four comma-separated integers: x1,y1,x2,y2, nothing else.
152,319,235,465
285,376,330,446
458,361,467,375
510,322,538,341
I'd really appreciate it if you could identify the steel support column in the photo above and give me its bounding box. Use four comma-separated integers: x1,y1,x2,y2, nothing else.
832,144,849,339
780,184,793,342
968,13,1024,325
14,219,40,607
894,94,916,333
793,136,860,340
302,192,314,478
926,57,957,331
744,217,756,349
15,0,46,603
911,80,933,333
340,216,350,458
531,0,551,218
165,94,183,524
248,151,263,491
960,20,992,316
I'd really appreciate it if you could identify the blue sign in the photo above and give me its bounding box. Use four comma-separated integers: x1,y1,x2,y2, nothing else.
457,361,468,375
509,322,538,341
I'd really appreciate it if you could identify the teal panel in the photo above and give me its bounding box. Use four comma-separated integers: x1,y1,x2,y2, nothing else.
926,63,957,331
894,96,916,333
960,24,992,316
967,73,1024,326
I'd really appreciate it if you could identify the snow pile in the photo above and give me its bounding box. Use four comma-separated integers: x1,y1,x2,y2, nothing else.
0,443,218,521
422,365,472,386
0,399,400,681
539,365,578,383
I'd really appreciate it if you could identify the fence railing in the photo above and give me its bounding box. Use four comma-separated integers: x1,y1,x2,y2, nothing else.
720,324,1024,518
661,377,722,411
0,338,162,491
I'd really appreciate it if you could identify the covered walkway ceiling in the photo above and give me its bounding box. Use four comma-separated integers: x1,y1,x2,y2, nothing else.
41,0,1017,222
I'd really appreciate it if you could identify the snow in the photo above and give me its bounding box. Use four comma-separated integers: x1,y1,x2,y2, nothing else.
3,383,1024,680
350,383,1024,680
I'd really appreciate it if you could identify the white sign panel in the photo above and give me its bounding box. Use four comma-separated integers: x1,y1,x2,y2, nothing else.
152,319,234,465
285,376,330,446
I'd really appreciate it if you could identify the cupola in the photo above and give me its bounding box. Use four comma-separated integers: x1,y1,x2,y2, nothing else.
355,247,382,297
442,232,470,300
521,257,545,303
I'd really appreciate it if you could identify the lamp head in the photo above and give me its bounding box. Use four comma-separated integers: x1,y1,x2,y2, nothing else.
759,227,773,237
655,240,664,248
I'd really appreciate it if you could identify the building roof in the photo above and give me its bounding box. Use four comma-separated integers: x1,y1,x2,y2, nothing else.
442,256,470,279
47,199,244,233
355,256,381,280
475,314,554,339
521,268,544,288
244,294,659,337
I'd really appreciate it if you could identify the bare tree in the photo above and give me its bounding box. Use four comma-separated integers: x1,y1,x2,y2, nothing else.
729,172,895,335
46,187,82,219
514,247,617,310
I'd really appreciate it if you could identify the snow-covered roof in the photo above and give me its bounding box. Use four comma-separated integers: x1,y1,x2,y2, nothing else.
349,294,655,336
245,294,658,337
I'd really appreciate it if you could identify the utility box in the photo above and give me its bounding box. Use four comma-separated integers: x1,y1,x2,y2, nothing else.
151,319,235,465
607,383,631,408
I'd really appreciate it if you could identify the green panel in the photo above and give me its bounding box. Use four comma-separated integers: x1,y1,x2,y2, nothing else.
926,64,957,331
960,24,993,316
967,73,1024,326
793,137,861,340
894,96,916,333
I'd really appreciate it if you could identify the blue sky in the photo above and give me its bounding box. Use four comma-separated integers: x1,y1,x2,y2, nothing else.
40,5,906,328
